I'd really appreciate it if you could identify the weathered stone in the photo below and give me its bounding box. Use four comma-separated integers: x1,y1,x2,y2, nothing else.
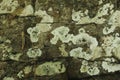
0,0,120,80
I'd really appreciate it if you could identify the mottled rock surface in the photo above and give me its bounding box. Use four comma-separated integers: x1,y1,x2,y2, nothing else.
0,0,120,80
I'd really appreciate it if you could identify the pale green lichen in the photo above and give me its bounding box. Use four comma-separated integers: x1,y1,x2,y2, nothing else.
26,48,42,58
27,23,52,42
72,3,114,24
80,60,100,76
23,66,32,74
9,53,22,61
103,10,120,34
102,61,120,72
48,7,53,12
51,27,101,60
59,44,68,57
69,47,92,60
27,27,40,42
27,9,53,42
35,23,52,32
17,66,32,78
80,60,89,73
34,9,53,33
69,28,101,60
102,33,120,57
50,26,73,44
72,28,98,50
20,5,34,16
87,67,100,76
113,45,120,60
91,47,103,60
102,58,120,72
104,58,116,62
3,77,14,80
35,9,53,23
102,35,114,56
70,46,102,60
0,0,19,14
98,0,103,5
35,61,66,76
50,27,98,50
17,71,24,78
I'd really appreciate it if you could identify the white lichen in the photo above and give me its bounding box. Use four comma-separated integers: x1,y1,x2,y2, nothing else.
17,71,24,78
35,61,66,76
72,31,98,50
0,0,19,13
104,58,116,62
3,77,14,80
113,45,120,60
80,60,100,75
17,66,32,78
51,27,100,60
9,53,22,61
72,3,114,24
27,27,40,42
27,23,52,42
80,60,89,73
70,46,102,60
20,5,34,16
102,61,120,72
103,10,120,34
99,0,103,5
27,9,53,42
48,7,53,12
35,23,52,32
102,35,114,56
26,48,42,58
35,9,53,23
102,34,120,57
50,27,98,50
50,26,73,44
103,25,116,35
23,66,32,74
87,67,100,76
69,47,92,60
91,47,103,60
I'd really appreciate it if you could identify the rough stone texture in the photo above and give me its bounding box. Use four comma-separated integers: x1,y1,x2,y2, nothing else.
0,0,120,80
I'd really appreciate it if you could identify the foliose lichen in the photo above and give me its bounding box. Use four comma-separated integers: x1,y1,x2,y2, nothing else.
103,10,120,34
26,48,42,58
27,9,53,43
50,26,73,44
102,61,120,72
69,47,92,60
72,3,114,24
20,5,34,16
80,60,100,76
102,33,120,57
35,61,66,76
27,27,40,42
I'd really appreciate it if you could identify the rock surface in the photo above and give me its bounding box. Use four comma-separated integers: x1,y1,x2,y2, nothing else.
0,0,120,80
